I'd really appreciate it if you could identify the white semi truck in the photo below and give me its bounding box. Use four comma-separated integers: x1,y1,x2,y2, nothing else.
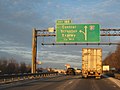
82,48,102,78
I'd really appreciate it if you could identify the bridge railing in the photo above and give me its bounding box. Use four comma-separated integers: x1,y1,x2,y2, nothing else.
0,72,58,84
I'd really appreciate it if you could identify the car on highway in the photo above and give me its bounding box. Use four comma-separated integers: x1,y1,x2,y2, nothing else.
75,69,82,75
66,68,76,75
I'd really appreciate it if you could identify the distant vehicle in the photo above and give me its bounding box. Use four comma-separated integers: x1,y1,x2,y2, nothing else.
82,48,102,78
75,69,82,74
66,68,76,75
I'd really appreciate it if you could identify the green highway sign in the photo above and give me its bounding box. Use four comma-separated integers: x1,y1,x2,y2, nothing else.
56,23,100,42
56,20,72,24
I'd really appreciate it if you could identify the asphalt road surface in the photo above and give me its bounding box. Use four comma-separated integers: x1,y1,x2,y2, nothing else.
0,75,120,90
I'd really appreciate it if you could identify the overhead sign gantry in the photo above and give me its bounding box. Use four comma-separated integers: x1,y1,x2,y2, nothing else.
31,19,120,73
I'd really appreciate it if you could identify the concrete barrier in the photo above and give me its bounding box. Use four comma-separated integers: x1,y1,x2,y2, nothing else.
115,74,120,79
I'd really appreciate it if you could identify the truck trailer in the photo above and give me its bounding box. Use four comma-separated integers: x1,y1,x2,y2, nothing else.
82,48,102,78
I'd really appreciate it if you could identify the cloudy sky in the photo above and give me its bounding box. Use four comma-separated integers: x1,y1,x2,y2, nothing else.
0,0,120,69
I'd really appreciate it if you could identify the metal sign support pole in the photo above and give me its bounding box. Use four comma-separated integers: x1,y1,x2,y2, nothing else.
31,28,37,73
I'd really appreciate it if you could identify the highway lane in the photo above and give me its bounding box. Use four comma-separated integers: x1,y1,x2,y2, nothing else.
0,75,120,90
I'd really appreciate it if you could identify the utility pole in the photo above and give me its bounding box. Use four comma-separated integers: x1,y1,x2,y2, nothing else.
31,28,37,73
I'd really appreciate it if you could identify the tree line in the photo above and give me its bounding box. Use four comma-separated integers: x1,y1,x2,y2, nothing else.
103,44,120,72
0,58,31,75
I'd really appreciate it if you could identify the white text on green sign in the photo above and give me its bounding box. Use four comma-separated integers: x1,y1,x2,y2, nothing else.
56,24,100,42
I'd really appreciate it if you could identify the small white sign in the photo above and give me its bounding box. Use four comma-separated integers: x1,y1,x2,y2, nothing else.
48,27,54,32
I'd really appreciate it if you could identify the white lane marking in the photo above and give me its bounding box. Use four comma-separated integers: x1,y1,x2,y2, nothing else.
91,79,100,90
68,81,73,84
63,81,73,88
113,85,116,88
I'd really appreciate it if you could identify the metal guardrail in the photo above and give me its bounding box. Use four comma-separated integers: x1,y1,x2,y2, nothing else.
0,72,58,84
115,73,120,79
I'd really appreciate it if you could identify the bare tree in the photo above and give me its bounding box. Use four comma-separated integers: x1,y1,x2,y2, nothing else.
20,62,27,73
103,44,120,72
0,58,8,74
6,59,16,74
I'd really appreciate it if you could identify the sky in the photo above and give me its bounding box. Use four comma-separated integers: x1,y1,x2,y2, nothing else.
0,0,120,69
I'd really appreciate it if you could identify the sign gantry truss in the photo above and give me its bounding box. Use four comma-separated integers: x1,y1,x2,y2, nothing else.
36,29,120,36
37,28,120,45
31,28,120,73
